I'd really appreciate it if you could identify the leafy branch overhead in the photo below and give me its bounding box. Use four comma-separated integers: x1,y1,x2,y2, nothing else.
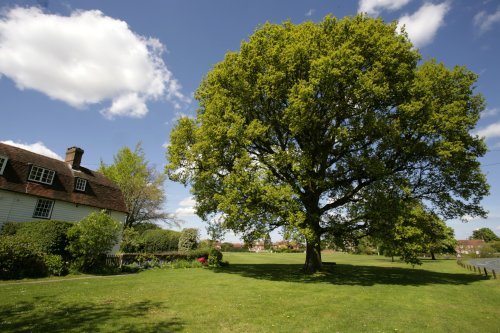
166,15,489,272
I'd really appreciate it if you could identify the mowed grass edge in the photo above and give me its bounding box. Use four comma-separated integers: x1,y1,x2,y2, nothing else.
1,252,499,333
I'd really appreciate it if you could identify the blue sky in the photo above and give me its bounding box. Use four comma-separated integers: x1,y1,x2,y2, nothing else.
1,0,499,241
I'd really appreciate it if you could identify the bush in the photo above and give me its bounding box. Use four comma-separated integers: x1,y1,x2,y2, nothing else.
67,211,121,272
479,244,496,258
141,229,181,252
207,248,223,267
165,259,203,269
43,254,66,276
0,234,47,279
220,242,234,251
178,228,199,252
120,228,142,253
119,249,211,267
0,222,21,236
0,220,73,258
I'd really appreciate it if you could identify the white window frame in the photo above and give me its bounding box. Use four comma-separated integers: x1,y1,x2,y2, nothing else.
33,198,54,219
75,177,87,192
28,165,55,185
0,155,7,175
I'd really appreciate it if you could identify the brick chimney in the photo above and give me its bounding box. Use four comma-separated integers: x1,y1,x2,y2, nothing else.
65,147,84,169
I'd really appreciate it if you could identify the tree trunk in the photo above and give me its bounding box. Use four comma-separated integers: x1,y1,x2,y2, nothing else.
303,233,322,273
430,251,436,260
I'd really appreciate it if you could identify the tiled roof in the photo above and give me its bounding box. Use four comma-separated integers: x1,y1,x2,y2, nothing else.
0,143,127,213
457,240,485,246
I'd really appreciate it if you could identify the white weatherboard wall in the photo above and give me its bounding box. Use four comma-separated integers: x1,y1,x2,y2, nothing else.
0,190,127,225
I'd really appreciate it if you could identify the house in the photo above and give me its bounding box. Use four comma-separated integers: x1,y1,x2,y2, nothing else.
456,240,485,255
0,143,128,227
249,240,265,252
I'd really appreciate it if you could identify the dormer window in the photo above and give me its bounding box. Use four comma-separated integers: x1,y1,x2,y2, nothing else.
75,177,87,192
28,165,55,185
0,155,7,175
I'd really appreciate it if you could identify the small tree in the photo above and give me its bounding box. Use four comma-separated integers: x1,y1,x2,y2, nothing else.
264,232,273,250
206,216,226,247
178,228,199,252
100,143,176,228
67,211,121,271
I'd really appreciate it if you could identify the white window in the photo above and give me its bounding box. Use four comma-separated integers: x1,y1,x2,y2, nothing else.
75,177,87,191
0,155,7,175
28,165,55,185
33,199,54,219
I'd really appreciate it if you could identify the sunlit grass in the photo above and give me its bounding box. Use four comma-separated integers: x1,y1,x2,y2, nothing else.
1,252,499,332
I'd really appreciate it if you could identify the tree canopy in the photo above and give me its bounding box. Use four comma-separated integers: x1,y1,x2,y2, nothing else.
470,227,500,242
166,15,489,272
100,143,175,229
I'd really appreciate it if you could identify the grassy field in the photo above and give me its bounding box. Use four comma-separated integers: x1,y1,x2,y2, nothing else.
1,252,499,332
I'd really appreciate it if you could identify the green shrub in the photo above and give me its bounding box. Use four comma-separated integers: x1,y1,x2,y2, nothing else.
0,222,21,236
141,229,181,252
479,244,496,258
67,211,121,272
178,228,199,252
131,222,161,235
43,254,66,276
0,220,73,258
165,259,203,269
207,248,223,267
0,234,47,279
120,227,142,253
220,242,234,251
119,249,211,267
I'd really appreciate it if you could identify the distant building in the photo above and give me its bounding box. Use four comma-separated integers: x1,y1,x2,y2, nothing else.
456,240,485,255
249,240,265,252
0,143,128,227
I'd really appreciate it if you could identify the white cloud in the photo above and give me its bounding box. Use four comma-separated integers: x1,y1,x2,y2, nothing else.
1,140,62,160
475,121,500,139
358,0,411,16
0,7,190,119
481,107,499,118
305,9,314,17
176,196,197,217
398,2,450,48
474,8,500,34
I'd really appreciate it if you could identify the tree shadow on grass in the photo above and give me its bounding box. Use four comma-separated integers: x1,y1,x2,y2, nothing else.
0,298,183,333
213,263,486,286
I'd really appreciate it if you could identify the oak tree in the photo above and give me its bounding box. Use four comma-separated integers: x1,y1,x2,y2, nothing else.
166,15,488,272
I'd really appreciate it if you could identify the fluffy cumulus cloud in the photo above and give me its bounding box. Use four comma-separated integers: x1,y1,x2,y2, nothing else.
0,7,189,118
1,140,62,160
358,0,411,16
474,7,500,34
398,2,450,48
175,196,197,217
475,121,500,139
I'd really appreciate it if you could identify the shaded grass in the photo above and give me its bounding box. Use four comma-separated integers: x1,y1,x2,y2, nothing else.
1,252,499,332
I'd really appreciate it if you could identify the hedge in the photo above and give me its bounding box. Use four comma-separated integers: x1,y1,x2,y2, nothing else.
0,220,73,258
119,249,211,266
0,234,47,279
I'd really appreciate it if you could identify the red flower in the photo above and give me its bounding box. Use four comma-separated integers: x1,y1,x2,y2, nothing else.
197,257,207,265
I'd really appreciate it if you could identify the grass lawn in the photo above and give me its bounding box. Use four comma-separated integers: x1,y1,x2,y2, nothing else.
1,252,499,332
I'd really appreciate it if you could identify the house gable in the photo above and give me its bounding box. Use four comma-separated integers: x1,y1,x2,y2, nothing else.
0,143,128,218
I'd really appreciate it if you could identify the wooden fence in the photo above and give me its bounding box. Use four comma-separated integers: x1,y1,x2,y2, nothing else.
457,259,497,279
105,254,122,268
